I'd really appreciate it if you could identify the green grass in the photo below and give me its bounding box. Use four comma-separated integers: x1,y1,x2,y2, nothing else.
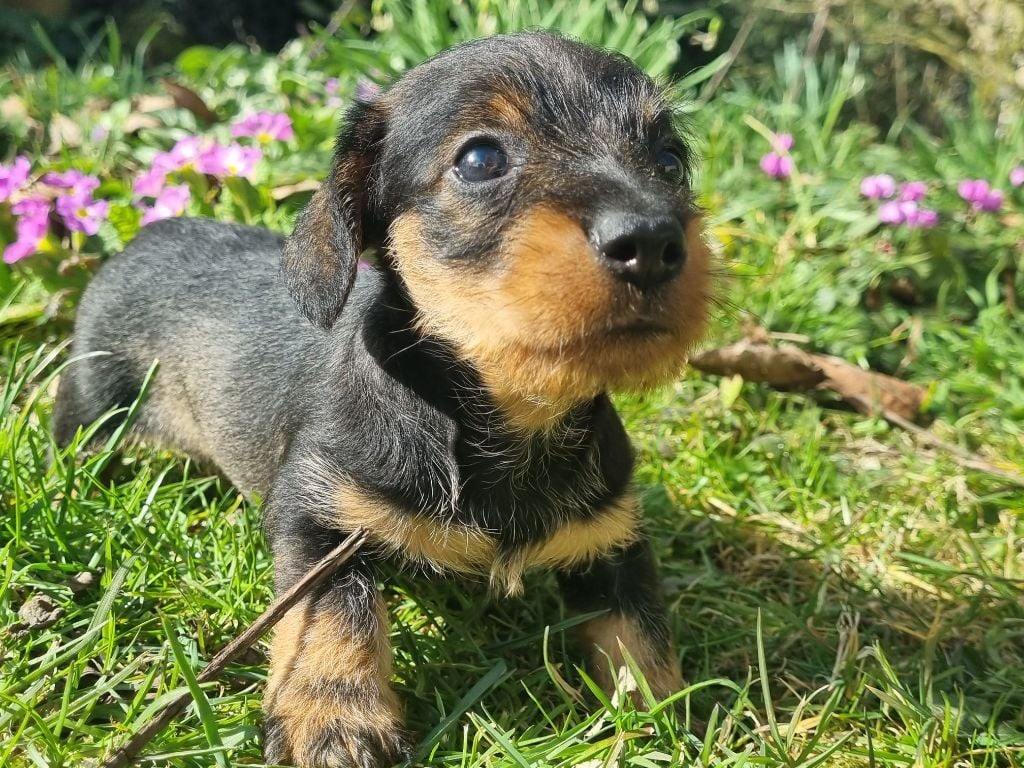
2,1,1024,766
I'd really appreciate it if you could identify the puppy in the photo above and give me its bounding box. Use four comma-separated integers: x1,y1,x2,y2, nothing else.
53,31,711,768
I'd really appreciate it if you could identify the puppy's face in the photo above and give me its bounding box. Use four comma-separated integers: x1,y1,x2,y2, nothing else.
285,33,712,428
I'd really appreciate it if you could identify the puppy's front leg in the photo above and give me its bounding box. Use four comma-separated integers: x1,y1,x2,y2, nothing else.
557,537,683,703
263,522,408,768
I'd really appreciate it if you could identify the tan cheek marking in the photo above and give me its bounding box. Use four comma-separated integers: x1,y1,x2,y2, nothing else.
581,613,683,701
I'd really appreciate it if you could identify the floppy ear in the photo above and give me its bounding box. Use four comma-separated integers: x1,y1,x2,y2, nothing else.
283,99,387,330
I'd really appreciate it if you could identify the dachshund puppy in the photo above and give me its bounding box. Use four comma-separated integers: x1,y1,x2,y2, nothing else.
53,31,711,768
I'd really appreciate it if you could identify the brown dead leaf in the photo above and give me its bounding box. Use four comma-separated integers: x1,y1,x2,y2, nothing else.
690,338,825,388
66,571,98,595
814,354,924,421
690,335,926,421
46,113,83,154
271,178,321,201
159,79,219,124
10,594,64,634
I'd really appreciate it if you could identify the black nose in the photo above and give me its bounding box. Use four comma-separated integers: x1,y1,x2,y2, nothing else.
592,212,686,290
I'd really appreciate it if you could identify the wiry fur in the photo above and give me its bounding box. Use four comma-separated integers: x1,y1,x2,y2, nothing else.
53,32,711,768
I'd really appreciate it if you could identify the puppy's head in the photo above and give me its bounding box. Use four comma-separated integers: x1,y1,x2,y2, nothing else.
285,32,711,428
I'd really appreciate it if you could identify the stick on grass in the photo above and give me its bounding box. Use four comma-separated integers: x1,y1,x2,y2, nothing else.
99,528,368,768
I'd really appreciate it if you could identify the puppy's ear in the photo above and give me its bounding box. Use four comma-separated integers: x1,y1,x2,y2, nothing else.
283,99,387,329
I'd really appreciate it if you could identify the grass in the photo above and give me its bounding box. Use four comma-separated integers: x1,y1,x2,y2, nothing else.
2,1,1024,766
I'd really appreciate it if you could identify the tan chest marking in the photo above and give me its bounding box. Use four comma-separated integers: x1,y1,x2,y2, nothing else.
320,484,640,595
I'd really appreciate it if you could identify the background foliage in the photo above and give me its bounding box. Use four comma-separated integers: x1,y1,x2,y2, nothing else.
1,1,1022,766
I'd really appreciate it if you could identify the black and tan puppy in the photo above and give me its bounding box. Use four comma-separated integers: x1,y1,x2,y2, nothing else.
53,32,711,768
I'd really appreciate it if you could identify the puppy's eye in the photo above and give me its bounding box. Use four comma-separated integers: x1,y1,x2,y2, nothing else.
656,149,684,177
455,143,508,182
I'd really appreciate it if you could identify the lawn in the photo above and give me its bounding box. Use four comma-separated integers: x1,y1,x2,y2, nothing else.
1,2,1023,766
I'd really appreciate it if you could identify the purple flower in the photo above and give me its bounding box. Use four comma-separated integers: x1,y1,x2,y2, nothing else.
56,191,110,236
153,136,206,173
958,179,1003,212
898,181,927,202
1010,166,1024,188
908,208,939,229
879,200,938,228
760,152,793,179
860,174,896,199
197,142,262,178
231,111,294,143
41,169,100,194
133,168,168,198
977,188,1003,212
325,78,340,95
3,197,50,263
0,156,31,203
139,184,190,225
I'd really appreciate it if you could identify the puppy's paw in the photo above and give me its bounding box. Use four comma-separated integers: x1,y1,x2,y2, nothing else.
263,686,410,768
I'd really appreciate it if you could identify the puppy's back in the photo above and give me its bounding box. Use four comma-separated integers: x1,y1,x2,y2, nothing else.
54,218,317,493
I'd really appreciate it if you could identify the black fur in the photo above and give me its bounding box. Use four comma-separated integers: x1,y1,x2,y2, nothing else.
54,31,703,768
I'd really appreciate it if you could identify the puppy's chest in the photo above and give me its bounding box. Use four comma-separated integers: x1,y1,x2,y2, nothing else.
321,432,637,594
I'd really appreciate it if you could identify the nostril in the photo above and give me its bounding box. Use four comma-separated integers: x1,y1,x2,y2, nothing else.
603,238,638,265
661,240,684,268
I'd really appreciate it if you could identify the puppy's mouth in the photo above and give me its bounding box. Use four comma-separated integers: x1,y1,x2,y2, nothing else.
603,317,670,337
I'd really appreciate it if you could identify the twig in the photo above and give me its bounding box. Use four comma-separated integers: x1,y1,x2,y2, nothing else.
699,5,761,104
850,399,1024,488
99,528,368,768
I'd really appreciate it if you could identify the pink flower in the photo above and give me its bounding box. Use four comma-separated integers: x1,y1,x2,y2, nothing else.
977,188,1004,212
0,156,31,203
909,208,939,229
898,181,927,202
325,78,340,95
197,142,262,178
55,191,110,236
958,179,1003,212
1010,166,1024,188
3,197,50,263
139,184,190,225
133,168,168,198
879,200,938,228
759,152,793,179
860,174,896,199
153,136,206,173
772,133,794,152
41,169,100,194
231,111,294,143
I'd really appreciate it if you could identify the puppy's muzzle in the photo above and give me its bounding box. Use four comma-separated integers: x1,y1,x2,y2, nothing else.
591,211,686,290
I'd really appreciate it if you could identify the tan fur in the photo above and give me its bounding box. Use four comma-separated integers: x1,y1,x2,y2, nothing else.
494,495,640,594
265,597,401,763
318,481,640,595
390,207,711,430
487,91,531,130
580,613,683,701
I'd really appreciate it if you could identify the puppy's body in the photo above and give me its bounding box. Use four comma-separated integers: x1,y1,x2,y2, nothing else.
55,32,711,767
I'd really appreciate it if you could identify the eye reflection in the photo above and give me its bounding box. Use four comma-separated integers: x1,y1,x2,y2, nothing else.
455,143,508,182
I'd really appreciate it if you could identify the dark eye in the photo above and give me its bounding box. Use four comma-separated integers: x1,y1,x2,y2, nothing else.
656,149,684,177
455,143,508,182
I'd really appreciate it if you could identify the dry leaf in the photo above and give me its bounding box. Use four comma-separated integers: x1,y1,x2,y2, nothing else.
11,594,64,634
159,79,219,123
690,338,825,388
814,354,924,421
691,334,926,422
271,178,321,201
47,113,84,154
